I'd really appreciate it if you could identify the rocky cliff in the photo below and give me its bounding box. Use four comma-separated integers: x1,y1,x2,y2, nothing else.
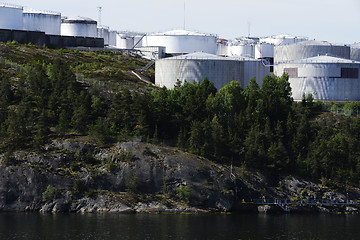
0,140,359,214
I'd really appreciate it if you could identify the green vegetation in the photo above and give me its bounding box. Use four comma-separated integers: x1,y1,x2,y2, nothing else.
42,185,56,202
1,42,360,190
176,185,191,204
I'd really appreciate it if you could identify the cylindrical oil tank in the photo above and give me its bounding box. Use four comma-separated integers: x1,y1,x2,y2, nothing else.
155,52,269,89
216,42,228,56
109,30,117,47
350,43,360,61
274,56,360,101
274,40,351,64
23,9,61,35
116,34,134,49
97,26,109,46
227,44,255,58
261,34,308,46
255,43,274,59
0,4,23,30
142,29,217,55
61,17,97,37
242,57,270,87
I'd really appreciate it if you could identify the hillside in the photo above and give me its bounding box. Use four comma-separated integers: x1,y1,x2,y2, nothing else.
0,41,155,92
1,43,360,213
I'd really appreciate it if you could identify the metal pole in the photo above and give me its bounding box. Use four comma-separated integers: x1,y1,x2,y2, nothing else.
183,0,186,30
97,6,102,27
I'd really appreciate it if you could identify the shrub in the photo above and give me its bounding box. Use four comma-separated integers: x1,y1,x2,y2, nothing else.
176,185,191,204
42,185,56,202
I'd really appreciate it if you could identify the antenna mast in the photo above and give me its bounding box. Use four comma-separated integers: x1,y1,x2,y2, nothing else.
183,0,186,30
97,6,102,26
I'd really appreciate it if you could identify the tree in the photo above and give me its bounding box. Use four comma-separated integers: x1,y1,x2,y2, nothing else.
56,109,70,136
189,121,203,154
88,117,112,144
33,109,50,151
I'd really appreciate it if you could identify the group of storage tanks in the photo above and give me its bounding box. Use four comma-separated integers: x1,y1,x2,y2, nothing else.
0,3,106,40
154,33,360,102
1,3,360,101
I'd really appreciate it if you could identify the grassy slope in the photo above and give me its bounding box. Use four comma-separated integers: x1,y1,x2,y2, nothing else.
0,42,155,94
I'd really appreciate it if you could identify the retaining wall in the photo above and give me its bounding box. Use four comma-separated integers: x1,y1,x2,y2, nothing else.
0,28,104,48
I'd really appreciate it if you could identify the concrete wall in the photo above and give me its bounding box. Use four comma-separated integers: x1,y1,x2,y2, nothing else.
0,28,104,48
0,29,12,42
0,29,46,45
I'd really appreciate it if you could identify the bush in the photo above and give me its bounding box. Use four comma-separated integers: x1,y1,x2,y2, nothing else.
2,149,15,166
176,185,191,204
73,178,87,195
42,185,56,202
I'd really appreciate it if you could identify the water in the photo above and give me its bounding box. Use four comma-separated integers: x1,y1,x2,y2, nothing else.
0,212,359,240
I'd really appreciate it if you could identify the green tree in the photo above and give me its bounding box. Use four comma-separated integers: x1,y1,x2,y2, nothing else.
189,120,203,154
88,117,112,144
42,185,56,202
33,109,50,151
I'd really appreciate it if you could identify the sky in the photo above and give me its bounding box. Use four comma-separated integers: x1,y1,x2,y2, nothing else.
8,0,360,44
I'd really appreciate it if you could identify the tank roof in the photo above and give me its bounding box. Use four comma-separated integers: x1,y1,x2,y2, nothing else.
62,16,97,24
280,40,346,47
164,52,225,60
162,52,260,62
351,43,360,48
0,3,22,9
152,29,216,37
284,55,360,64
23,8,61,16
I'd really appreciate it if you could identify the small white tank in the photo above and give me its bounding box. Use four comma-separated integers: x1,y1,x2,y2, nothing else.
116,33,134,49
227,44,255,58
23,9,61,35
97,26,110,46
261,34,308,46
350,43,360,62
61,17,97,38
0,4,23,30
255,43,274,59
108,30,117,47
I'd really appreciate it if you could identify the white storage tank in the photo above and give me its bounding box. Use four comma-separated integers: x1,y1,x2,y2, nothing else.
142,29,217,55
0,4,23,30
261,34,308,46
350,43,360,61
109,30,117,47
155,52,269,89
255,43,274,59
23,9,61,35
97,26,109,46
61,17,97,37
227,44,255,58
274,55,360,101
274,40,351,64
216,39,228,56
116,33,134,49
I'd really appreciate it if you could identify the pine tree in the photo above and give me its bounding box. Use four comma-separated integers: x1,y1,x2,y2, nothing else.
33,109,50,151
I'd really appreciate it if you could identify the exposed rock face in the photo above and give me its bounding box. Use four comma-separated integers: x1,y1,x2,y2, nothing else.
0,140,359,213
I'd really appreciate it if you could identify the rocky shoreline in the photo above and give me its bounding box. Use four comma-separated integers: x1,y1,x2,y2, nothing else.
1,140,359,215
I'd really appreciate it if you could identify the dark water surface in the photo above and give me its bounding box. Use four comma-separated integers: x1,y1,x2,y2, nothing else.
0,212,359,239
